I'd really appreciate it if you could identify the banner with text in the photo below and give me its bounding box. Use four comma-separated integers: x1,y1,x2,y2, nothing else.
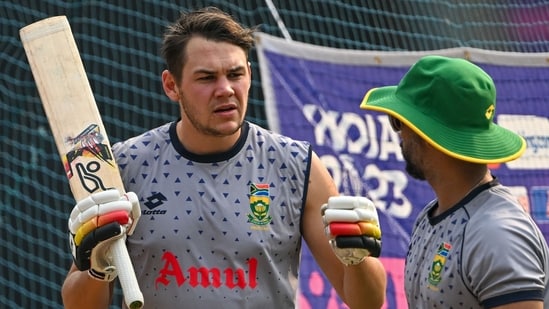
256,32,549,309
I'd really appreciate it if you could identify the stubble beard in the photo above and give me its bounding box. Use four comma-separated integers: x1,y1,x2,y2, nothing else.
402,145,426,181
180,98,243,137
405,160,426,181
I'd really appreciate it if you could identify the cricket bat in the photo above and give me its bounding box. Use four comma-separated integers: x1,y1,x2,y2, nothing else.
20,16,144,309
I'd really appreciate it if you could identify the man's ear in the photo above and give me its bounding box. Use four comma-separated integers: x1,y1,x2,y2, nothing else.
161,69,179,101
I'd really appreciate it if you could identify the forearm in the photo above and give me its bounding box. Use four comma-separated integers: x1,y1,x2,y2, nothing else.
61,264,113,309
343,257,386,309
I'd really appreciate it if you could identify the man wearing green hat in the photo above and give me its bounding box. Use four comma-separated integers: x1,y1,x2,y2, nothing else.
361,55,549,308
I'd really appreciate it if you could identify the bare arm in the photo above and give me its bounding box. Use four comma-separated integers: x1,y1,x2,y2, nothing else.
61,263,114,309
302,152,387,309
493,301,543,309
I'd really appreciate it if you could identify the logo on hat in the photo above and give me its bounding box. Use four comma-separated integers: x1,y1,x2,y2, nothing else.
485,104,495,120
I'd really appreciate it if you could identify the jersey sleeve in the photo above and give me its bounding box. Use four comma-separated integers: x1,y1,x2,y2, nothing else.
462,207,547,306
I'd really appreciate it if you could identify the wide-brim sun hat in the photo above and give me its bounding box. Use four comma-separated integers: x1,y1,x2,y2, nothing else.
359,55,526,164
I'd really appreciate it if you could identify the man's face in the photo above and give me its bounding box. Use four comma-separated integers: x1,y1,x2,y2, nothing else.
175,36,251,137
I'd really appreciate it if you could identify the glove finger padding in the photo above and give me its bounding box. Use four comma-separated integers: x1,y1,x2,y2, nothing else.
71,222,125,281
334,235,381,257
325,221,381,238
321,196,382,266
68,189,142,281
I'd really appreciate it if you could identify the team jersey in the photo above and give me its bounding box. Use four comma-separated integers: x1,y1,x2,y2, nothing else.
113,120,311,309
405,178,549,308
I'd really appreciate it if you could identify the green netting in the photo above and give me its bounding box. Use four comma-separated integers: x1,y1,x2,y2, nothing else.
2,1,549,308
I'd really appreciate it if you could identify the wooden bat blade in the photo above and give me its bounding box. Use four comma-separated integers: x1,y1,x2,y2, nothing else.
20,16,144,309
20,16,123,199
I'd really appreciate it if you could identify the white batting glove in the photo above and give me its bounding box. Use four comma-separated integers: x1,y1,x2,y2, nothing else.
68,189,141,281
321,196,382,266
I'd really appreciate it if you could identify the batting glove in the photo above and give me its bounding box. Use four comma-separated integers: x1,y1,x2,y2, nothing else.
68,189,141,281
321,196,381,266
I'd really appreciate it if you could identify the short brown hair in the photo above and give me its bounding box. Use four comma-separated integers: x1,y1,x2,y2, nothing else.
161,7,256,82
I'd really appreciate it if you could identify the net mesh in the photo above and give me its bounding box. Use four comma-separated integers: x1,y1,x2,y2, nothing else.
2,1,549,308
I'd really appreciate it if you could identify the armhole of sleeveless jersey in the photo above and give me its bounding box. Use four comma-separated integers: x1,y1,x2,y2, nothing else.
299,144,313,235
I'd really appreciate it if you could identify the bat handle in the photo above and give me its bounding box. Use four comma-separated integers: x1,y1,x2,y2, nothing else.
111,237,144,309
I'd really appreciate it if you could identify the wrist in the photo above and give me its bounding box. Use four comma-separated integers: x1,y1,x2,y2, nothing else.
342,255,367,267
88,266,117,282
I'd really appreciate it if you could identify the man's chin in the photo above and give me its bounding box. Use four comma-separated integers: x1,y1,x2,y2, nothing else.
211,121,243,137
405,165,425,181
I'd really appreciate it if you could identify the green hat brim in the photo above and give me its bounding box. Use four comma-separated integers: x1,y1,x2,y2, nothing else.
360,86,526,164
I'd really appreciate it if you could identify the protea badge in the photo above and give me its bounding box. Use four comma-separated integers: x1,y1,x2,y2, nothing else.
247,183,272,227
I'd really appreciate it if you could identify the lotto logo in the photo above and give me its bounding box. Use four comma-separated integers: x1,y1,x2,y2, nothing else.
142,192,168,215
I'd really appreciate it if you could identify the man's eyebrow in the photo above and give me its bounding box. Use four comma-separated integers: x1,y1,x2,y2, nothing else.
193,68,215,75
228,65,246,72
193,65,246,75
